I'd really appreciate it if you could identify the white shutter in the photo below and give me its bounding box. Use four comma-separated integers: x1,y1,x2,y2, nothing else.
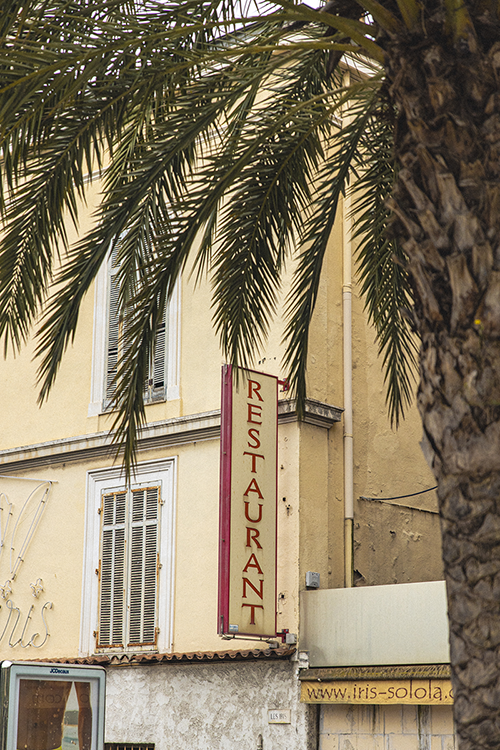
98,491,126,647
128,487,159,645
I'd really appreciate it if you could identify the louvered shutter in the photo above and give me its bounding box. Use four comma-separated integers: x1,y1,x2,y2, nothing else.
105,268,121,403
106,251,168,406
128,487,159,645
98,491,126,647
151,312,167,398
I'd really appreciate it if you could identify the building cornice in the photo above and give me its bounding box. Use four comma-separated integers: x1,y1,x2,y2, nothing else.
0,398,342,472
299,665,451,681
279,398,343,428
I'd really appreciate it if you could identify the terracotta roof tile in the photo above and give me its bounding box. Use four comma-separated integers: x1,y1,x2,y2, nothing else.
20,646,295,667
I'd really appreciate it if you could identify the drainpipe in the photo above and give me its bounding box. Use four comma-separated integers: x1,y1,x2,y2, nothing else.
342,71,354,588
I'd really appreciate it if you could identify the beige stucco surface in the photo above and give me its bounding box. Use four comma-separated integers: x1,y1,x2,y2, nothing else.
0,182,443,663
319,704,455,750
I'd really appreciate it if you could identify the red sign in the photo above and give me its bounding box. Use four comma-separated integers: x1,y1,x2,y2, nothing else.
218,366,278,638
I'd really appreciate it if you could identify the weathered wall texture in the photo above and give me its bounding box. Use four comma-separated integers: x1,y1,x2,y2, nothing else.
105,660,316,750
307,197,445,591
320,704,455,750
353,499,444,586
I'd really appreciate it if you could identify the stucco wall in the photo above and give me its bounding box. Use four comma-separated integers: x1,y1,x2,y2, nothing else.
353,500,444,586
105,659,316,750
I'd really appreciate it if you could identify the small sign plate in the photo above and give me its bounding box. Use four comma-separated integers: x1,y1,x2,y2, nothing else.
268,709,291,724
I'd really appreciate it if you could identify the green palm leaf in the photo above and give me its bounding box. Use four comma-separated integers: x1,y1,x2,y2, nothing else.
352,97,418,426
284,74,383,412
0,0,417,472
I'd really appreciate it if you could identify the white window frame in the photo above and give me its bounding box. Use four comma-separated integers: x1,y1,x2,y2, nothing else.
80,458,176,656
88,259,180,417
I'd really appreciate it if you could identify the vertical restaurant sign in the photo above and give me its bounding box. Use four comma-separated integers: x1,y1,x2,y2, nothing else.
218,365,278,638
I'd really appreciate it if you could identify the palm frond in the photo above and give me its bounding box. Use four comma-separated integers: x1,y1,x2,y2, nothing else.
210,45,344,369
95,28,348,464
393,0,422,31
0,0,418,471
283,74,382,413
1,0,268,358
352,97,418,426
276,0,385,63
34,18,284,396
354,0,403,34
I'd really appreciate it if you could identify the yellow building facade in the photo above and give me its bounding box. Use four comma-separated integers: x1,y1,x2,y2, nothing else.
0,182,454,749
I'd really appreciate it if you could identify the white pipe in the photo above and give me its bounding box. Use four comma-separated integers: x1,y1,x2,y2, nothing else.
342,71,354,588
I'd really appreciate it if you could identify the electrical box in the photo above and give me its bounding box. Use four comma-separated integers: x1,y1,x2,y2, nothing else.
305,571,320,589
0,661,106,750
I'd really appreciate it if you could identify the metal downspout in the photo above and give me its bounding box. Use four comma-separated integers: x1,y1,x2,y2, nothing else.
342,71,354,588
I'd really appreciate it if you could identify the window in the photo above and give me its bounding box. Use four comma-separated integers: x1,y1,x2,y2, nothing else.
80,459,176,656
89,253,180,417
98,485,159,649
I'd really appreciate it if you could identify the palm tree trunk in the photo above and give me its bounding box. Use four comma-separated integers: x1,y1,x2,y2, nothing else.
383,17,500,750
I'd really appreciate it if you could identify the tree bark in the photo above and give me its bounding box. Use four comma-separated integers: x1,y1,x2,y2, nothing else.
382,6,500,748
